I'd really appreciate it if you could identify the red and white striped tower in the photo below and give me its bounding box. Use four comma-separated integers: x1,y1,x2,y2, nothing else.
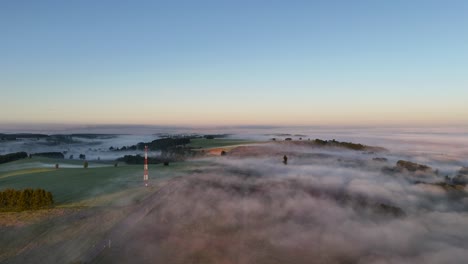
144,145,149,186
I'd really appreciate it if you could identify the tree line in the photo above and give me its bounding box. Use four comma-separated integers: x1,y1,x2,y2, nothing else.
110,135,227,152
313,139,366,150
110,137,191,152
117,155,168,164
138,137,191,151
0,151,68,165
0,152,28,164
0,133,49,141
0,188,54,212
31,152,65,159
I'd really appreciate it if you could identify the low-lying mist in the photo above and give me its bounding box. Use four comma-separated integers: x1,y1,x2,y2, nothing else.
0,134,158,161
1,126,468,263
100,139,467,264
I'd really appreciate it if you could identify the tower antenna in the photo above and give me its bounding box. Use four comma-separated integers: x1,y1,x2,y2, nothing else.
144,145,149,186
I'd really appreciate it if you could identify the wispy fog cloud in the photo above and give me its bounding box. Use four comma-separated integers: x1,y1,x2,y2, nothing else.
2,127,468,263
103,137,468,264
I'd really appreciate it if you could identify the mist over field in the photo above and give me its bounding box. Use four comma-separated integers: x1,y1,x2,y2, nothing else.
1,126,467,263
2,125,467,167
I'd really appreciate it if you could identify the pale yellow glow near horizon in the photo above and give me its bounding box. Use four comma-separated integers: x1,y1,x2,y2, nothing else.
2,101,467,127
2,82,467,127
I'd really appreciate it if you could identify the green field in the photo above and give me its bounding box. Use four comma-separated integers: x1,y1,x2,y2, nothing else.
188,138,258,149
0,156,215,263
0,157,200,206
0,139,251,207
0,141,249,263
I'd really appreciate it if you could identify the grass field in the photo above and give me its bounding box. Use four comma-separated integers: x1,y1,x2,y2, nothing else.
0,157,200,206
0,156,215,263
0,139,254,205
0,145,236,263
188,138,258,149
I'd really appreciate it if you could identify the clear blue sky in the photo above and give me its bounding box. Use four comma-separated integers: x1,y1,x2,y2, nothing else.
1,0,467,126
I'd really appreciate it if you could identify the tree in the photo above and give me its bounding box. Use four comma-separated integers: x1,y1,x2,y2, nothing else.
79,154,86,160
40,189,48,207
46,191,54,207
0,192,5,208
5,189,18,209
31,189,42,209
18,188,34,210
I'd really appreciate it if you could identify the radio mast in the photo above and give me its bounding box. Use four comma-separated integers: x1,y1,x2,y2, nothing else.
144,145,148,186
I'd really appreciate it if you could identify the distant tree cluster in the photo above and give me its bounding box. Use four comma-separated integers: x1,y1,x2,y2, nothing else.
0,152,28,164
110,137,191,152
452,167,468,185
46,135,76,144
113,145,138,151
203,134,228,139
118,154,144,164
117,154,185,164
114,136,208,164
138,137,191,151
314,139,365,150
0,133,48,141
68,133,110,139
117,155,163,164
31,152,65,159
396,160,432,172
0,188,54,212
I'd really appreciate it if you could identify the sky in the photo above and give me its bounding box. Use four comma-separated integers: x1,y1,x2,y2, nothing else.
1,0,467,127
